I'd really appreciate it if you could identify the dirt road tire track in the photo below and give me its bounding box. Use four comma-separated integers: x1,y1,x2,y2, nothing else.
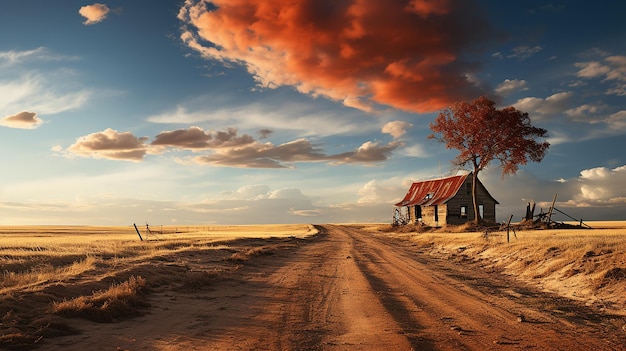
50,224,625,350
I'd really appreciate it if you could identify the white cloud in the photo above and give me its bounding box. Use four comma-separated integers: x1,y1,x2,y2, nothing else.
575,54,626,96
513,92,574,118
0,49,90,118
381,120,413,139
572,165,626,206
506,45,542,60
494,79,528,96
146,100,378,137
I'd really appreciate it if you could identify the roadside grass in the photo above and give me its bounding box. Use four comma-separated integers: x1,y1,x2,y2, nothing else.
51,276,148,322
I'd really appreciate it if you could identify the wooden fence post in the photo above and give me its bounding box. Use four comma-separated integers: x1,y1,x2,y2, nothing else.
506,214,513,243
133,223,143,241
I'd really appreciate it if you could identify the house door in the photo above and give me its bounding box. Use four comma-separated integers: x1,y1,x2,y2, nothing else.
415,205,422,220
434,205,439,223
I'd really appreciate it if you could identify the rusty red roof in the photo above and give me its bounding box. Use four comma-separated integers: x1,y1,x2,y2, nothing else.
395,173,469,207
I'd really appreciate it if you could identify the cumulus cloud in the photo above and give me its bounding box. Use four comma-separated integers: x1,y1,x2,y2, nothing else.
64,125,403,167
494,79,528,96
0,111,43,129
382,121,413,139
66,128,149,161
178,0,491,113
79,3,110,25
481,165,626,222
569,165,626,207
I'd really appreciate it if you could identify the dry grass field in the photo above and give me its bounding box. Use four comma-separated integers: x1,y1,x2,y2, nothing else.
371,220,626,316
0,224,316,348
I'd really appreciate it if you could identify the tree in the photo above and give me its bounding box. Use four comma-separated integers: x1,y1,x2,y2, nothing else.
429,96,549,224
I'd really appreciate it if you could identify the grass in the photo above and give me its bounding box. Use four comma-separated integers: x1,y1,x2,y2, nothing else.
52,276,148,322
0,224,316,350
0,224,315,294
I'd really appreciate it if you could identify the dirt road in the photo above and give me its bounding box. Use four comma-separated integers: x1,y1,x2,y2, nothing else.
52,225,625,350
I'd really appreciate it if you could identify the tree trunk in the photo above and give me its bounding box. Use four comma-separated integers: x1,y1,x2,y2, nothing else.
471,171,481,224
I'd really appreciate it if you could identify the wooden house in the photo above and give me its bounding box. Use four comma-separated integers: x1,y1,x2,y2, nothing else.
393,173,498,226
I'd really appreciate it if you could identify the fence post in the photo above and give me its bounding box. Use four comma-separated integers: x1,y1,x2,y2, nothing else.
506,214,513,243
133,223,143,241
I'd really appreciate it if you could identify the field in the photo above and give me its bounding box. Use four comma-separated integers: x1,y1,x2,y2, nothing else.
1,222,625,350
0,224,316,349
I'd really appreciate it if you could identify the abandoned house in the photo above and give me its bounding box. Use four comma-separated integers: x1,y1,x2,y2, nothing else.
393,172,498,226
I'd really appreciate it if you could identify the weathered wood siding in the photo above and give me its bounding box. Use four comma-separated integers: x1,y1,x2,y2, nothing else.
446,177,497,224
410,177,497,226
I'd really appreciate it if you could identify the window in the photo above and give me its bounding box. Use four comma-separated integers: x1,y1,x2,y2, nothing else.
479,204,484,218
460,206,467,217
424,193,433,200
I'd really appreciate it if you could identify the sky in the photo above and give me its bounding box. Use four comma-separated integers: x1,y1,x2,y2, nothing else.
0,0,625,226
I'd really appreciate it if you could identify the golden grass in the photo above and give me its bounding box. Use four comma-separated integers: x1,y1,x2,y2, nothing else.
0,224,316,349
52,276,148,322
0,224,315,294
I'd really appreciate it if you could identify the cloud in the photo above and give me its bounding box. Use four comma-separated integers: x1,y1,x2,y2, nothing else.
79,3,110,25
331,141,403,165
187,138,402,168
0,49,90,118
480,165,626,222
512,92,574,118
146,100,379,137
508,45,542,60
382,120,413,139
575,54,626,96
605,110,626,130
63,124,403,167
66,128,149,161
569,165,626,207
178,0,491,113
0,111,43,129
494,79,528,96
151,126,255,150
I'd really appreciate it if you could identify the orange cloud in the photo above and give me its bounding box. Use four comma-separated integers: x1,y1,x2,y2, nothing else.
179,0,489,113
0,111,43,129
79,3,110,25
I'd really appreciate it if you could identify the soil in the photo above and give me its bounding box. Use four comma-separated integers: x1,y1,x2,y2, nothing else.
20,225,626,350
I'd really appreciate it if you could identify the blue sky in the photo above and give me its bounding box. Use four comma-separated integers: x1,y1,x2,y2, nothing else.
1,0,625,225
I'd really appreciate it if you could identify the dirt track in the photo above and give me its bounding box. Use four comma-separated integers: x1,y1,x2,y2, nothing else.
51,225,625,350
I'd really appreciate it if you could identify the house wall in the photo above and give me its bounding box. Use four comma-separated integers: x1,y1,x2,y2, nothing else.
446,177,497,224
418,204,448,227
407,178,497,226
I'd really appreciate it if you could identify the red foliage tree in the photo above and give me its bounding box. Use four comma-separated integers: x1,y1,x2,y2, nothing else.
429,96,549,224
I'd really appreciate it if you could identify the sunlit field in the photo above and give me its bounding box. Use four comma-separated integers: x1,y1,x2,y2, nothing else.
0,224,317,348
0,224,315,295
